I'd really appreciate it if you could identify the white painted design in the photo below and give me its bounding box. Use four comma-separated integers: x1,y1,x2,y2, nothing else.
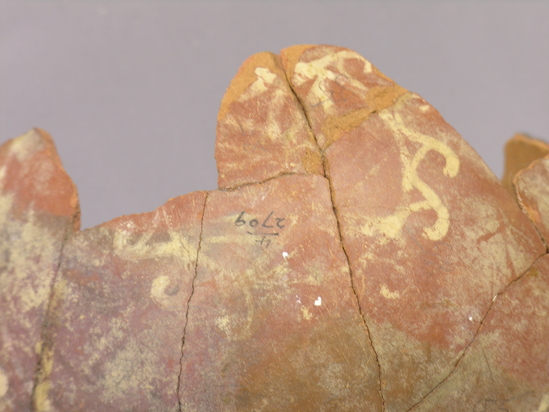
0,166,6,189
362,107,459,241
380,284,400,299
301,306,312,320
241,67,277,99
150,275,176,310
314,296,322,306
536,394,549,412
293,50,372,113
113,229,193,261
215,315,231,334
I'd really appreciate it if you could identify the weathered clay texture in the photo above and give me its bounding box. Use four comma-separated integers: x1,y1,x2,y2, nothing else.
180,175,382,411
280,45,407,150
216,52,323,189
1,45,548,412
411,254,549,411
34,192,206,411
282,44,545,410
503,133,549,195
0,129,79,412
515,154,549,247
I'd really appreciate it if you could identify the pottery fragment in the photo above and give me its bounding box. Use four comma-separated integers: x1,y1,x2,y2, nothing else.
0,45,548,412
0,129,79,412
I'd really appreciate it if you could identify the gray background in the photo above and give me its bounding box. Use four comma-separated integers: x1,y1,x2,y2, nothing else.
1,1,548,229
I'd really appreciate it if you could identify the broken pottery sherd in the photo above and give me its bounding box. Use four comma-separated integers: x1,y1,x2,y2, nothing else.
0,129,79,412
514,153,549,246
503,133,549,195
34,192,206,412
216,52,323,189
1,45,548,412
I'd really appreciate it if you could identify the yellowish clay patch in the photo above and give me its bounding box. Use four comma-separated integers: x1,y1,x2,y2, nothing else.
380,284,401,300
0,367,8,398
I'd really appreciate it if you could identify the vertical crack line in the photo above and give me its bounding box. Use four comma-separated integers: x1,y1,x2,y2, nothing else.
407,252,547,412
282,67,386,411
282,69,326,179
177,191,209,412
513,181,548,253
30,209,78,412
324,164,386,411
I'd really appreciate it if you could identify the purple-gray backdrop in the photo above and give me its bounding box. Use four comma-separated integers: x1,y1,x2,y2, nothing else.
1,1,548,228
